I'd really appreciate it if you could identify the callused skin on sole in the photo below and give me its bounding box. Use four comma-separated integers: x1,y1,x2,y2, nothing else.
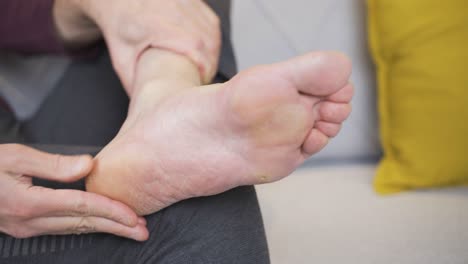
86,50,354,216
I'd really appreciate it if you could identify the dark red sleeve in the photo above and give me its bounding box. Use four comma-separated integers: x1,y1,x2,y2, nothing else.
0,0,68,54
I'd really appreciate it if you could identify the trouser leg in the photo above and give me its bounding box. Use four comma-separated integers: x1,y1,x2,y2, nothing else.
1,52,269,264
1,1,270,262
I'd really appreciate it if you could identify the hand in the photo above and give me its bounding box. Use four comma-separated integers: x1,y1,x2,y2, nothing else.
0,144,148,241
53,0,102,51
54,0,221,92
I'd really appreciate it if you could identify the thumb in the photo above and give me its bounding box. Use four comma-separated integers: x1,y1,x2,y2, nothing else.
1,144,94,182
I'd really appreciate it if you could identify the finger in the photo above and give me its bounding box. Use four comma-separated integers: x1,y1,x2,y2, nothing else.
28,216,149,241
188,1,222,83
167,0,210,38
30,188,140,227
188,4,221,64
138,217,147,226
200,25,221,84
157,13,218,84
178,0,212,38
149,22,216,84
0,144,93,182
187,0,222,46
151,28,206,79
158,5,220,82
193,0,221,29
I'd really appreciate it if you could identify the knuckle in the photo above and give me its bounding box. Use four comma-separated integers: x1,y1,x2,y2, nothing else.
205,4,220,26
118,17,147,44
74,193,91,216
10,204,33,219
74,217,95,234
208,40,221,55
192,38,206,52
52,154,64,173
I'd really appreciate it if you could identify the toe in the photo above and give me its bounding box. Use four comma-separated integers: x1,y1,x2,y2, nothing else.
302,128,329,156
286,51,352,97
315,121,342,138
318,102,352,124
328,82,354,103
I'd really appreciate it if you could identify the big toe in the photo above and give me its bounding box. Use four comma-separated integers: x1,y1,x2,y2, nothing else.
284,51,352,97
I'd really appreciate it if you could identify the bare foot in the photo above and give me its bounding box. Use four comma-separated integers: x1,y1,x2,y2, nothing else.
86,52,353,215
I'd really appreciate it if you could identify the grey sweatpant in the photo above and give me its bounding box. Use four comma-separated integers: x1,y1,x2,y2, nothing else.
0,52,270,264
0,1,270,262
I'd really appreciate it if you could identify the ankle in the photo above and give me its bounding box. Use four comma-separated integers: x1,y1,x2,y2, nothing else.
127,48,202,115
128,79,196,117
133,49,201,93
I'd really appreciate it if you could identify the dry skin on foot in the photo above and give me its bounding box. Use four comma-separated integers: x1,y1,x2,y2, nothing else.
86,51,354,216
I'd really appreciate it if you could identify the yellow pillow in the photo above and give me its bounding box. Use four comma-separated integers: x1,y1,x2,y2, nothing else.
368,0,468,194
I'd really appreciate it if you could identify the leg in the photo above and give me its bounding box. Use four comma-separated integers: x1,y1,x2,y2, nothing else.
2,2,269,264
0,52,140,264
2,50,269,263
0,188,268,264
136,187,269,264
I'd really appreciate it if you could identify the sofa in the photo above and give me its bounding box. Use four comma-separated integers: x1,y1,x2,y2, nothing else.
231,0,468,263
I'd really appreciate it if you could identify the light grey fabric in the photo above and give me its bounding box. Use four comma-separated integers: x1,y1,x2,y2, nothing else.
257,164,468,264
0,52,70,120
232,0,381,163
